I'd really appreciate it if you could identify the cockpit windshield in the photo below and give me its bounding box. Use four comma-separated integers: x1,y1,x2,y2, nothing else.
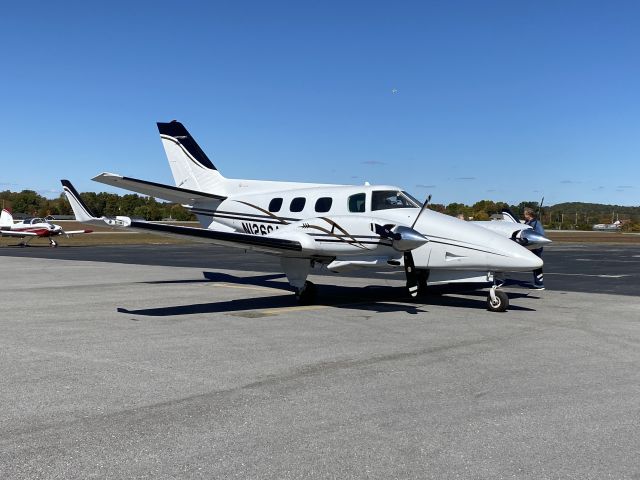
23,218,48,225
371,191,422,211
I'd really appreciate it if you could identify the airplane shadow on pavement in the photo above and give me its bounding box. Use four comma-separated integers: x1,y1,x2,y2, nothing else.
118,271,536,316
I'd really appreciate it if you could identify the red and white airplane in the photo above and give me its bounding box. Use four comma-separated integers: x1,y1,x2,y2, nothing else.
0,209,92,247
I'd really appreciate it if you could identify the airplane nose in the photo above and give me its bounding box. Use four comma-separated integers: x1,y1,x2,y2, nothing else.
493,238,543,271
523,250,543,270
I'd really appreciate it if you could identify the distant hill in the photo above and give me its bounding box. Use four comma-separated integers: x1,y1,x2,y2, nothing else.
548,202,640,216
541,202,639,231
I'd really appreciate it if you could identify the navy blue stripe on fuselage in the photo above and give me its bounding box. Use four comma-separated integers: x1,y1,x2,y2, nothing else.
190,208,298,224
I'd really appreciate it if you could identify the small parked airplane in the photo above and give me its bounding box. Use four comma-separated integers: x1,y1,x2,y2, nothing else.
62,121,550,311
0,209,92,246
593,220,622,231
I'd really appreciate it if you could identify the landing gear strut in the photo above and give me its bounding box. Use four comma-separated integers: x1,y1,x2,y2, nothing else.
295,281,317,305
416,269,430,297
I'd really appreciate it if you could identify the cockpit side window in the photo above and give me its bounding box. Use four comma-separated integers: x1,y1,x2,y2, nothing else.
348,193,366,213
371,191,420,211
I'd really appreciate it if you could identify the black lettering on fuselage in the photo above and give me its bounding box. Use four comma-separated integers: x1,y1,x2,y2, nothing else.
240,222,278,236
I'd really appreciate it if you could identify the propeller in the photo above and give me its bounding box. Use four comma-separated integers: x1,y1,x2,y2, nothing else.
404,194,433,296
536,196,545,219
374,224,428,252
375,194,432,297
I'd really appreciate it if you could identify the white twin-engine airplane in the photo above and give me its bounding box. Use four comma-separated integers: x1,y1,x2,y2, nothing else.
0,209,92,247
62,121,550,312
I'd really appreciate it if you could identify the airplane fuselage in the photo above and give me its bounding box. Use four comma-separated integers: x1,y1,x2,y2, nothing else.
186,182,542,273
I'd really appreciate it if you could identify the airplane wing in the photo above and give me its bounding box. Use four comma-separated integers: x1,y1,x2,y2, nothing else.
62,229,93,236
92,173,226,205
61,180,303,255
127,220,303,254
0,230,39,238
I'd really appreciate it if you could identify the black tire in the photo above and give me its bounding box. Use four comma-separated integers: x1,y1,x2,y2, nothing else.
296,281,317,305
487,289,509,312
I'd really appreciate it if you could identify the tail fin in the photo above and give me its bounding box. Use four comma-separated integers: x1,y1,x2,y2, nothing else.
500,208,521,223
157,121,225,192
0,208,13,227
61,180,104,225
61,180,132,228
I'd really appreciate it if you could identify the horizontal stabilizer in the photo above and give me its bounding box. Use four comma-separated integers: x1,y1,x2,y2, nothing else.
62,179,302,255
92,173,226,204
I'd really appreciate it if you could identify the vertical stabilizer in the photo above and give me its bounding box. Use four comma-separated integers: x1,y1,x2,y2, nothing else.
0,208,14,227
157,121,225,193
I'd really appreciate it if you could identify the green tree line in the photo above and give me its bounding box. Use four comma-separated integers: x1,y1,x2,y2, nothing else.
0,190,195,221
2,189,638,230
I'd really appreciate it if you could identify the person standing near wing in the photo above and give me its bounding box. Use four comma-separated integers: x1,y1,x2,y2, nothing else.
524,207,545,290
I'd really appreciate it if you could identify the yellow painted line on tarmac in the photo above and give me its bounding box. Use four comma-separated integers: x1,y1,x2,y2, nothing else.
210,282,279,292
260,304,329,314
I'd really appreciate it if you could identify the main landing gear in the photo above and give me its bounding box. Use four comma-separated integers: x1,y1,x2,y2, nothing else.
295,280,317,305
49,238,58,247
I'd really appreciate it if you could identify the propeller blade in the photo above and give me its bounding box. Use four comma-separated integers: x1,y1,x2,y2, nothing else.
536,196,545,219
411,194,432,229
404,251,418,297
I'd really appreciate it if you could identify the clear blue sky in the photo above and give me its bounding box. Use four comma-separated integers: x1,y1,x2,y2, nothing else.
1,0,638,206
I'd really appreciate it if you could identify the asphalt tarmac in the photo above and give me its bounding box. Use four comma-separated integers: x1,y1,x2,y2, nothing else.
1,244,639,479
1,242,640,296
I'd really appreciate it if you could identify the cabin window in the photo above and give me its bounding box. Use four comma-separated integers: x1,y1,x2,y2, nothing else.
290,197,306,212
371,190,420,211
314,197,332,213
348,193,366,213
268,198,283,212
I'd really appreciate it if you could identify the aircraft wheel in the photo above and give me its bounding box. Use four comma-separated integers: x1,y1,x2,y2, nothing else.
487,289,509,312
50,239,58,247
296,281,317,305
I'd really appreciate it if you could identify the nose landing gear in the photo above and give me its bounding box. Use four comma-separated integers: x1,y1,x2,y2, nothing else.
487,284,509,312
